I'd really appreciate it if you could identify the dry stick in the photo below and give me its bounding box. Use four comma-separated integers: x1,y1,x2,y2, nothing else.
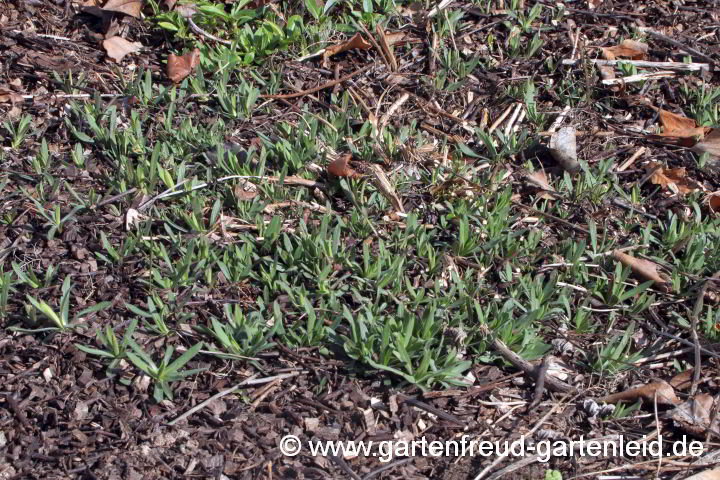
395,394,465,426
479,325,578,395
488,104,514,133
362,457,413,480
167,372,301,426
638,27,716,66
615,146,646,172
690,271,720,395
353,18,390,69
329,455,362,480
561,58,712,72
503,102,523,137
376,24,398,72
526,356,550,411
643,325,720,359
188,16,232,45
260,64,376,99
602,71,675,86
512,201,590,236
138,174,322,211
653,391,662,478
473,394,579,480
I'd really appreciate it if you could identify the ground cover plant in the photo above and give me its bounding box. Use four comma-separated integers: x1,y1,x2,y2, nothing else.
1,0,720,478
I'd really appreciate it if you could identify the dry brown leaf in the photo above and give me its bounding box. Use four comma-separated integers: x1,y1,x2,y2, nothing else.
669,369,694,390
103,36,142,62
167,48,201,83
0,88,23,104
233,180,259,201
683,468,720,480
669,393,718,436
708,193,720,213
384,31,406,46
524,170,556,200
646,161,703,195
612,249,670,291
601,379,681,406
328,154,362,178
323,33,372,63
102,0,143,17
694,128,720,158
601,39,648,60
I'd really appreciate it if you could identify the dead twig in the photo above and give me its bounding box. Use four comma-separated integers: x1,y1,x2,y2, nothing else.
526,356,550,411
561,58,712,72
260,64,377,99
637,27,716,66
168,372,301,426
512,201,590,236
478,324,578,395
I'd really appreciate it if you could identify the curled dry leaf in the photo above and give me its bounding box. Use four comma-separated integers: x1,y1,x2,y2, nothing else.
645,161,703,195
601,39,648,60
669,393,718,436
328,154,362,178
103,36,142,62
612,249,670,291
708,193,720,213
656,108,708,142
523,170,556,200
167,48,201,83
102,0,143,17
601,379,681,406
323,33,371,66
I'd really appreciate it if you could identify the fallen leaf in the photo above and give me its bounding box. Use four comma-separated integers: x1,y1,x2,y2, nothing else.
708,193,720,213
323,33,372,67
233,179,258,201
669,393,718,436
601,379,681,406
102,0,143,17
328,154,362,178
0,88,23,104
601,39,648,60
612,249,670,291
694,128,720,158
669,369,694,390
103,36,142,62
524,170,556,200
646,161,703,195
167,48,201,83
384,31,406,47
